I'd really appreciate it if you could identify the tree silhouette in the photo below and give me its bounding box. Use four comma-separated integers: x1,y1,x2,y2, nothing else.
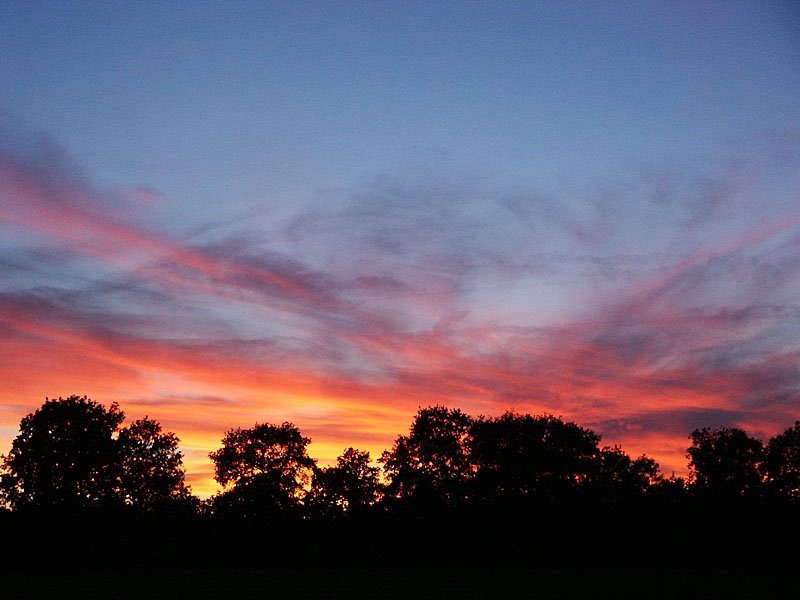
209,422,316,517
764,421,800,501
0,396,124,509
117,417,192,510
0,396,193,512
380,406,474,508
687,427,764,499
648,473,688,502
470,412,601,503
7,395,800,531
589,446,659,502
306,448,382,518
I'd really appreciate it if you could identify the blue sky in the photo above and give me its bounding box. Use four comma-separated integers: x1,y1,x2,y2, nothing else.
5,2,797,220
1,1,799,494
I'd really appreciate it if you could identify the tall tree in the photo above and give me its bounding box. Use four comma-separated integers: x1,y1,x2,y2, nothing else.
687,427,764,499
0,396,124,509
209,422,316,517
764,421,800,501
380,406,474,507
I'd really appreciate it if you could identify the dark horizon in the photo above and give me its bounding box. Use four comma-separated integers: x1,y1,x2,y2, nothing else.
3,394,800,597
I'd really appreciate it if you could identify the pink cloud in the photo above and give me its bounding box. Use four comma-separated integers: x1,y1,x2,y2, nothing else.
2,123,799,497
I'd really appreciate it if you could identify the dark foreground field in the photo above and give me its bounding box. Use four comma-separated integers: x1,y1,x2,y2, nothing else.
4,566,799,599
3,505,799,598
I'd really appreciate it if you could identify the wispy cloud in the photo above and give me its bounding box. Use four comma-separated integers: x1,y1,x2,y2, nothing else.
2,113,799,493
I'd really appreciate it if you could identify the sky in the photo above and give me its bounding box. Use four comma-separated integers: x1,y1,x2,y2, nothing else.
1,1,799,496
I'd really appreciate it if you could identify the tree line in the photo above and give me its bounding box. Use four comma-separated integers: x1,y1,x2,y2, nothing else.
1,395,799,517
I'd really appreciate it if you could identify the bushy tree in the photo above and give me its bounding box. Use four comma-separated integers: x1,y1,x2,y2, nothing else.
0,396,124,509
117,417,192,510
209,422,316,517
380,406,474,507
687,427,764,499
589,446,659,501
470,412,601,502
0,396,191,511
648,473,688,502
306,448,381,518
764,421,800,501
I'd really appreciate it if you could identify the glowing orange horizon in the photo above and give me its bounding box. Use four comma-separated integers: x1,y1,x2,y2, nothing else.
2,294,793,497
3,126,799,498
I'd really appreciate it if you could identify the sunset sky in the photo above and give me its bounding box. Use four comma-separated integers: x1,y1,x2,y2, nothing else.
1,1,799,496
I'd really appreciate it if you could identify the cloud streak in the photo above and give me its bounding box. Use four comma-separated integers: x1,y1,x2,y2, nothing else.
2,115,799,494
